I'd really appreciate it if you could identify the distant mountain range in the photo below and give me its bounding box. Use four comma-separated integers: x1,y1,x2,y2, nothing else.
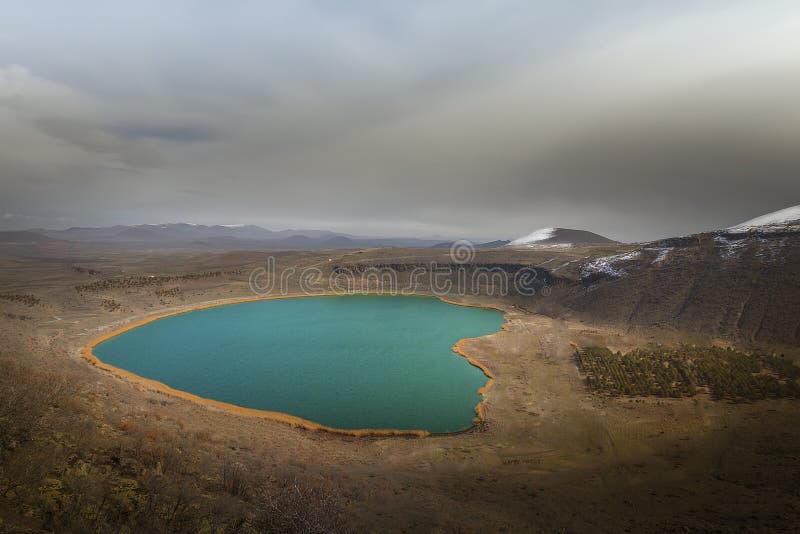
0,222,625,250
4,206,796,250
0,231,62,244
0,223,451,249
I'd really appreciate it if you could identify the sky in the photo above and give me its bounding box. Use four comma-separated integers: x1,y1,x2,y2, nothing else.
1,1,799,241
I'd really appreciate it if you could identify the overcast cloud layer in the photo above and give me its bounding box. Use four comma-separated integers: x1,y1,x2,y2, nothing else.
1,1,799,241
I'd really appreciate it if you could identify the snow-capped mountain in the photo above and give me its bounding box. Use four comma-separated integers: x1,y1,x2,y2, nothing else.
509,227,557,246
727,204,800,233
508,227,618,247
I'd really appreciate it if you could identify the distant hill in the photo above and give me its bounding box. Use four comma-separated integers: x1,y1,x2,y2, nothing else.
476,239,511,248
42,223,277,242
432,240,511,249
21,223,445,250
0,231,62,244
115,227,170,241
508,227,618,247
323,235,356,248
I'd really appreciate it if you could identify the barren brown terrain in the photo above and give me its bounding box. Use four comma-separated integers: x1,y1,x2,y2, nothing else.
1,240,799,532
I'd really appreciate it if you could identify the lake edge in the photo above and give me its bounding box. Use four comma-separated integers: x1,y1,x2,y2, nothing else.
82,293,510,437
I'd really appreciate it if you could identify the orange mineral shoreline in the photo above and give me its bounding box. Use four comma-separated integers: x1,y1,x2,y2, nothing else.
81,292,510,438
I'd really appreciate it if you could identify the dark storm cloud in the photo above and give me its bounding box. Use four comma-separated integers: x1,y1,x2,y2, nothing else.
499,68,800,237
0,1,799,240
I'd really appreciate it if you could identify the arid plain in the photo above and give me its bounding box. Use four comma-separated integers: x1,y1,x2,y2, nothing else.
1,241,799,532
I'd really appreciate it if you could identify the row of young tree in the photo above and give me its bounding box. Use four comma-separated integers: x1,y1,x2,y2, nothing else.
0,293,40,306
74,269,242,293
576,345,800,401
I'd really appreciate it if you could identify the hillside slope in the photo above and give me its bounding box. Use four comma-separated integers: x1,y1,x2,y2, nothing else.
509,227,617,247
561,229,800,346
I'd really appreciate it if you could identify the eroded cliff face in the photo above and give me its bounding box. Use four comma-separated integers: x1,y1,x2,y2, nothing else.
562,231,800,347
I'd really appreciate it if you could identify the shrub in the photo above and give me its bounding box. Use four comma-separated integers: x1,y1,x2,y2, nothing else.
575,345,800,401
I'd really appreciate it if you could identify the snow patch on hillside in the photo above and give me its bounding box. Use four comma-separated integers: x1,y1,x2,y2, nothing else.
715,235,749,258
646,247,672,264
509,227,555,246
580,250,641,281
729,205,800,231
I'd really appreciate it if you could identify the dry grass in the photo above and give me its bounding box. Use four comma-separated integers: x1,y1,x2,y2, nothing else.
0,357,347,533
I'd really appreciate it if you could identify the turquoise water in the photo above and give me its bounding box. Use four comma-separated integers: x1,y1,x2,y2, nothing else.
94,295,505,433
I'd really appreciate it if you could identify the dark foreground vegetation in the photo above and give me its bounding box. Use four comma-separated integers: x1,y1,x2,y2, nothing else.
576,345,800,401
0,358,345,533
